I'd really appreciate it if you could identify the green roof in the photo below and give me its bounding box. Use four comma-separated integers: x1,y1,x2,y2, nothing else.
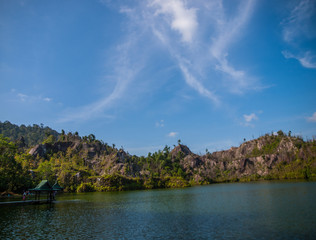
29,180,53,191
52,181,64,191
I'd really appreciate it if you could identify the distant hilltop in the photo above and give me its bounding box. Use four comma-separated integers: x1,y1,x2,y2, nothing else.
0,121,59,147
0,121,315,193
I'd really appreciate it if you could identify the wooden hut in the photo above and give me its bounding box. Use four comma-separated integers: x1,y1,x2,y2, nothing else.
52,181,64,191
29,180,63,203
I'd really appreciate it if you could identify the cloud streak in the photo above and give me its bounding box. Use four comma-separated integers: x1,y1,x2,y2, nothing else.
307,112,316,122
243,113,258,123
155,120,165,128
281,0,316,69
281,0,315,43
148,0,258,99
15,91,52,103
168,131,178,137
242,112,260,127
179,64,219,104
60,35,143,122
147,0,220,104
282,50,316,69
61,0,262,122
209,0,256,93
151,0,197,43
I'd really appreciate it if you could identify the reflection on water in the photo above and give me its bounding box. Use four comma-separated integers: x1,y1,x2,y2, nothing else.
1,181,316,239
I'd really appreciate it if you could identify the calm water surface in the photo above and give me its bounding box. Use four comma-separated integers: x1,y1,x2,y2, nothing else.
1,181,316,239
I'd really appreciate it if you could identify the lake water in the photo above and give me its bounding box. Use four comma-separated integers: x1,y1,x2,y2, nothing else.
1,181,316,239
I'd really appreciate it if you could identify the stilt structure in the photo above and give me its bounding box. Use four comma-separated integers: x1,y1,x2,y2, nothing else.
0,180,64,206
52,181,64,191
29,180,63,203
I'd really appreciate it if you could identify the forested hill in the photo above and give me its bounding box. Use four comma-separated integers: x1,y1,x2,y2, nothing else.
0,121,59,147
0,121,315,194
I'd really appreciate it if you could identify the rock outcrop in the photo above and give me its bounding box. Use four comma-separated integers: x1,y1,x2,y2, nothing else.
28,133,316,184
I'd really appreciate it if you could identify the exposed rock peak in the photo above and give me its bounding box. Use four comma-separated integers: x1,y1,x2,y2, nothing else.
116,149,130,163
26,132,315,189
170,144,192,158
28,142,73,157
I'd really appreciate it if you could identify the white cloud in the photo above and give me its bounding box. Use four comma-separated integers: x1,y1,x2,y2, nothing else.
155,120,165,128
60,33,144,122
307,112,316,122
179,64,219,105
16,92,52,103
144,0,259,105
62,1,262,122
281,0,316,69
144,2,221,105
43,97,52,102
210,0,255,58
243,113,259,127
59,69,135,122
210,0,257,93
281,0,314,44
282,50,316,69
168,131,178,137
151,0,197,43
18,93,28,102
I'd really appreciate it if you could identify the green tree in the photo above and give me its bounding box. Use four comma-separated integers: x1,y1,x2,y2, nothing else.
42,134,56,144
277,130,285,136
0,135,32,192
37,161,55,183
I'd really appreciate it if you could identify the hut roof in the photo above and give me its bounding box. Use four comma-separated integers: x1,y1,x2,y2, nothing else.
29,180,53,191
52,181,64,191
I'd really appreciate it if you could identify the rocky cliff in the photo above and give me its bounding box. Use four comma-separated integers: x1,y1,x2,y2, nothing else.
4,122,315,193
27,131,316,189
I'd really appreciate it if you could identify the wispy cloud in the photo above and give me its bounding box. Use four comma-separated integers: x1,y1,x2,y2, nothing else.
147,0,220,104
179,64,219,104
282,50,316,69
281,0,315,43
281,0,316,69
155,120,165,128
17,93,28,102
307,112,316,122
15,91,52,103
60,31,144,122
65,0,261,122
168,131,178,137
243,112,259,127
151,0,198,43
244,113,258,123
209,0,257,93
147,0,259,100
43,97,52,102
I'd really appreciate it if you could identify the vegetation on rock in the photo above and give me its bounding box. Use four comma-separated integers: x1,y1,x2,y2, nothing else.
0,121,315,193
0,121,59,147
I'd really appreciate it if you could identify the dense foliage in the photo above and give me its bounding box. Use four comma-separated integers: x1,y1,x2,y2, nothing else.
0,121,59,147
0,122,315,194
0,135,33,192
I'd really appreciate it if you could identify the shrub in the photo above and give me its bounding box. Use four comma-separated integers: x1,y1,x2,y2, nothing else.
76,182,96,192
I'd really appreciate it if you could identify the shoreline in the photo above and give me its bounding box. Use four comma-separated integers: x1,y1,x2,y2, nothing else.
2,178,315,198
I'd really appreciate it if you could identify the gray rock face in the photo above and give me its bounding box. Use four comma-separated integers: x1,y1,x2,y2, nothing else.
170,144,192,158
27,134,313,182
28,142,73,157
29,144,47,157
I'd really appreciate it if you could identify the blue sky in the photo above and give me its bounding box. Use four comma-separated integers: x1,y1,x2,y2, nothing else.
1,0,316,156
